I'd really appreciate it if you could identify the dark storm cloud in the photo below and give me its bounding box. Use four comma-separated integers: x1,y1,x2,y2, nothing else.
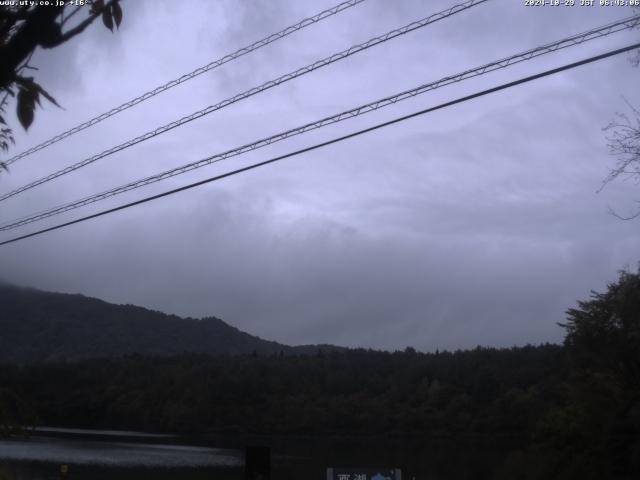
0,0,638,351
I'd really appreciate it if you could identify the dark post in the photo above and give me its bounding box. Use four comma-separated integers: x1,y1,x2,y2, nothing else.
245,445,270,480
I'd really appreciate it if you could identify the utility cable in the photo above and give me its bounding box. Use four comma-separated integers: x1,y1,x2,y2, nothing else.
1,14,638,231
0,0,489,202
1,41,638,247
3,0,368,166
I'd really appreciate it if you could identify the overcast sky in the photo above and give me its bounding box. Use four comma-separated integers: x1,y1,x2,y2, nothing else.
0,0,638,351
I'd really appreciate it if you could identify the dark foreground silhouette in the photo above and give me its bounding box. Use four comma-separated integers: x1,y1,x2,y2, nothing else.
0,269,638,479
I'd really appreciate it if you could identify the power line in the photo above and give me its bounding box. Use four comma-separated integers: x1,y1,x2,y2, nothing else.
0,0,489,203
2,13,638,231
1,42,638,247
3,0,367,166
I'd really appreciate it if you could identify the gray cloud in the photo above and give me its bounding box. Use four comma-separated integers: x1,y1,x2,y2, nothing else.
0,0,638,351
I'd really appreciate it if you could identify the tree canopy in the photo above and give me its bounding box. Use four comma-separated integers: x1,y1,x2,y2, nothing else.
0,0,124,168
562,268,640,384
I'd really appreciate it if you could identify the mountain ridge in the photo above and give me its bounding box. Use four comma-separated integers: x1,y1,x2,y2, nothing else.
0,283,341,363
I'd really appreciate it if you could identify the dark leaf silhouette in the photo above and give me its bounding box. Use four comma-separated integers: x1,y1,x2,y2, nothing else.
33,83,61,109
112,1,123,28
0,0,122,158
16,87,36,130
102,7,114,32
13,78,61,130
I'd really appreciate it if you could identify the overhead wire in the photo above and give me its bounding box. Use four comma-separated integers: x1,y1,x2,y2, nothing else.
1,41,639,247
1,13,638,231
0,0,490,203
3,0,368,166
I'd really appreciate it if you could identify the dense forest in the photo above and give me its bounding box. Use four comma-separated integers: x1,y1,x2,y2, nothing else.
1,344,564,435
0,269,638,479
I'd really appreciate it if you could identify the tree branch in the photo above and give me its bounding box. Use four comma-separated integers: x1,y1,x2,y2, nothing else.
608,205,640,221
60,5,83,27
58,1,117,44
0,6,63,89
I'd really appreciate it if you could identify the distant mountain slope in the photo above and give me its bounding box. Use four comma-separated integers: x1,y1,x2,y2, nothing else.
0,284,337,363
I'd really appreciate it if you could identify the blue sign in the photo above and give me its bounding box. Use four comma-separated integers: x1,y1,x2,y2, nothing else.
327,468,401,480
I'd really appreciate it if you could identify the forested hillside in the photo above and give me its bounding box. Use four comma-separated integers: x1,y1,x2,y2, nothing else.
0,284,337,362
0,345,565,435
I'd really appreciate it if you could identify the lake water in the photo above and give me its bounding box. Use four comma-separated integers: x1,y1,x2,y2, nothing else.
0,427,520,479
0,430,243,480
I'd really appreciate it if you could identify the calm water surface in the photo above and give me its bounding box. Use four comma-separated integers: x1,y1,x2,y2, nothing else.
0,427,520,479
0,436,240,467
0,431,243,480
